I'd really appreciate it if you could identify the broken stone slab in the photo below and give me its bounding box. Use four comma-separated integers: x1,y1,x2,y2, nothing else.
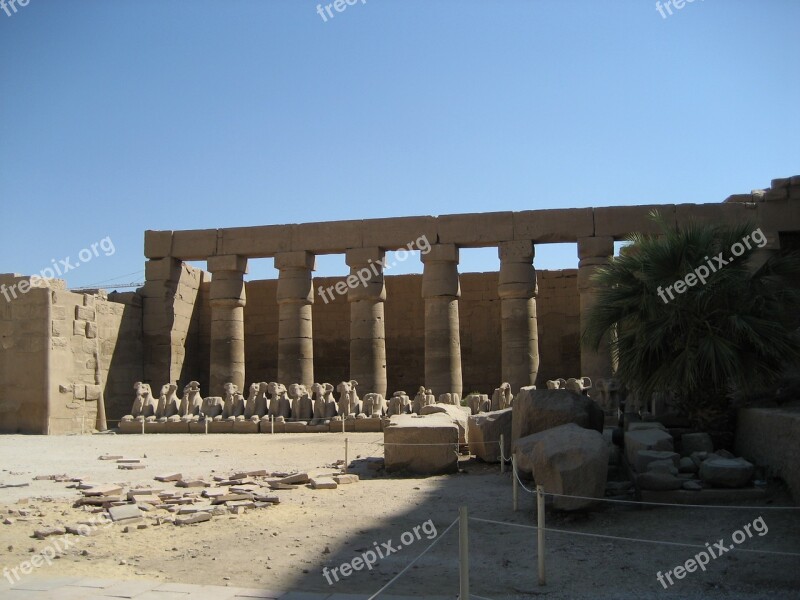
176,480,210,488
624,429,674,466
83,484,124,496
310,477,338,490
118,464,146,470
468,408,512,463
512,387,604,445
646,460,678,475
253,495,280,504
33,526,66,539
108,504,143,522
384,415,459,475
116,458,141,464
154,473,183,482
268,482,297,490
231,470,269,479
75,495,124,507
333,474,359,485
227,500,256,509
98,455,123,461
211,494,253,505
278,473,310,485
202,489,226,498
129,495,161,505
175,512,212,525
177,504,215,515
699,457,755,488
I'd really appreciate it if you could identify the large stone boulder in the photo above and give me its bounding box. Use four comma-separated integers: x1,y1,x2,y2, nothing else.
384,414,459,475
624,428,674,466
514,423,609,511
634,450,679,473
468,409,512,463
420,403,469,445
511,387,604,446
699,457,755,488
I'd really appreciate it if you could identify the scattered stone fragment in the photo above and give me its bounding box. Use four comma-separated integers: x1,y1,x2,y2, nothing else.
211,494,253,505
116,459,141,464
268,482,297,491
118,464,146,470
34,526,66,539
83,484,124,497
175,512,212,526
178,504,215,515
310,477,338,490
3,518,15,525
108,504,142,522
231,470,268,479
682,481,704,491
155,473,183,482
98,455,123,461
333,474,359,485
699,457,755,488
253,495,280,504
278,473,309,485
176,480,210,488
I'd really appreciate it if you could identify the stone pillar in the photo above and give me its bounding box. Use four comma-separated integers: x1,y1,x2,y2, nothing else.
577,237,614,382
345,248,387,397
421,244,462,397
498,241,539,392
207,255,247,395
275,251,315,388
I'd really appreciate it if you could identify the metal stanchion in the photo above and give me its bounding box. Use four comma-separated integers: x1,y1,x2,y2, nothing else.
459,506,469,600
512,455,518,511
537,485,546,586
500,434,505,474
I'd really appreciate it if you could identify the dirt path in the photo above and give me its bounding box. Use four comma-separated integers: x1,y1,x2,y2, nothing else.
1,434,798,599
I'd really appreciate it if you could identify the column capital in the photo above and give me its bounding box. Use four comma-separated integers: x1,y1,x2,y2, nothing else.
577,237,614,261
498,240,534,263
275,251,316,271
207,254,248,274
421,243,459,264
345,247,385,268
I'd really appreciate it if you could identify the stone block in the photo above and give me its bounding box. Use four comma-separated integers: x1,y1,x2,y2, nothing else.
384,414,459,475
515,423,609,510
594,205,675,238
144,230,173,259
108,504,142,522
175,512,212,525
86,385,102,401
511,387,603,446
85,322,98,339
354,418,383,432
291,219,364,253
514,208,594,243
208,420,235,433
420,403,468,445
361,216,438,250
207,254,247,274
218,225,293,257
172,229,218,260
436,212,514,246
681,432,713,456
624,429,674,466
284,422,308,433
73,385,86,400
73,320,87,336
232,420,259,433
310,477,338,489
468,408,512,463
333,474,359,484
675,203,752,229
75,306,96,321
634,450,679,473
699,457,754,488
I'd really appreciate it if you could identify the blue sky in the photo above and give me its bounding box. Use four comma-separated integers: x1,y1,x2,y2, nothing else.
1,0,798,287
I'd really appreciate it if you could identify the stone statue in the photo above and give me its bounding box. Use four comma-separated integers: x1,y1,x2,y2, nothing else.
565,377,592,395
204,396,224,420
179,381,203,422
362,393,386,418
546,378,567,390
412,386,435,414
156,383,180,421
289,383,314,421
491,382,513,411
336,380,361,417
122,382,157,422
438,393,460,406
267,382,291,420
387,391,411,416
311,382,337,422
466,393,491,415
244,383,259,420
594,378,621,413
221,382,246,420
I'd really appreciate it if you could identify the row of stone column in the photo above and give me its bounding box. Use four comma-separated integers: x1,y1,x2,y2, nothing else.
199,239,612,398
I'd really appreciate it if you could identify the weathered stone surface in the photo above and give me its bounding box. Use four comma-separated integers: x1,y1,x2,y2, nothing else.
634,450,679,474
512,387,603,445
34,526,66,539
175,512,212,525
420,403,468,445
384,414,459,475
468,408,512,463
624,429,674,466
681,432,714,456
278,472,309,485
311,477,338,489
333,474,359,484
514,423,609,511
638,472,684,491
699,457,755,488
108,504,142,522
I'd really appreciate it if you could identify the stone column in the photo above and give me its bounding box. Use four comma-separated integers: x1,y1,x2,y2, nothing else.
207,255,247,395
275,251,315,388
345,248,387,397
498,241,539,392
421,244,462,397
577,237,614,381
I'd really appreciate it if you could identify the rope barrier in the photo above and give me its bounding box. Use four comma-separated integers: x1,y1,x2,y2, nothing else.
366,517,459,600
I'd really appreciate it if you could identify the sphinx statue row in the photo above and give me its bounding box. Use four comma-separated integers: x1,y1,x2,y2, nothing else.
122,381,465,425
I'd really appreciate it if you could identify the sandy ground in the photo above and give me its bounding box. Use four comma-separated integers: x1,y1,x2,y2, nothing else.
1,433,799,599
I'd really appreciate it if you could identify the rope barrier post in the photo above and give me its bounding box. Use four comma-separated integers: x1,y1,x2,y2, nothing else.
204,417,208,434
344,437,349,474
342,417,346,434
141,418,145,435
271,415,274,434
537,484,546,586
512,455,518,512
500,434,505,474
459,506,469,600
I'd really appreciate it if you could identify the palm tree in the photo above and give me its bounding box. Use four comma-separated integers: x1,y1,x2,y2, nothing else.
583,213,800,430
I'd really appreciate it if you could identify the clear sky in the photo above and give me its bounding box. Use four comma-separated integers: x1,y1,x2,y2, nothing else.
1,0,798,288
